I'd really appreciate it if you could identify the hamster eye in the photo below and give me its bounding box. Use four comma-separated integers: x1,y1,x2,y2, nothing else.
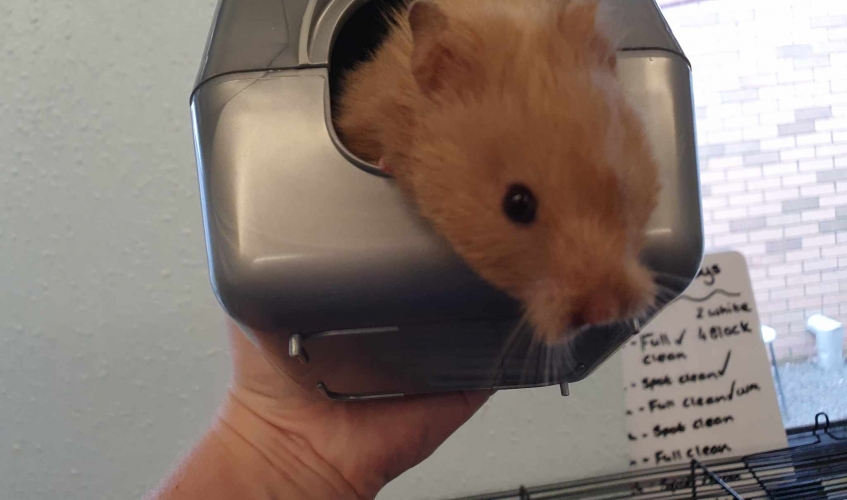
502,184,537,225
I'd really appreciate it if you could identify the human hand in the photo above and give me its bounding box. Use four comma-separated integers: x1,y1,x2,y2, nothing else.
180,319,491,500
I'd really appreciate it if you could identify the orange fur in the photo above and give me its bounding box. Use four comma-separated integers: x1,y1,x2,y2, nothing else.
336,0,660,344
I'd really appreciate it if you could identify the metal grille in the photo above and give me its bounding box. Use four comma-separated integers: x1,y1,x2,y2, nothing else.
451,413,847,500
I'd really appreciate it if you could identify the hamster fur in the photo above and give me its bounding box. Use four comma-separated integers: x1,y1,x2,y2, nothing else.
335,0,660,345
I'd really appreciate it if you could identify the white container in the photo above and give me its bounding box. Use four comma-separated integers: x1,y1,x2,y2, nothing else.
806,315,845,371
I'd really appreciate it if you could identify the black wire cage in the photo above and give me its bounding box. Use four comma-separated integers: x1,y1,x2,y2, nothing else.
451,413,847,500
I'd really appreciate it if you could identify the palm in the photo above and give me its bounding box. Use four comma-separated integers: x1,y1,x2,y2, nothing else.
225,320,490,497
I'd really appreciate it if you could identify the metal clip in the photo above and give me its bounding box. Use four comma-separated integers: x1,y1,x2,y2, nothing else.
288,334,309,364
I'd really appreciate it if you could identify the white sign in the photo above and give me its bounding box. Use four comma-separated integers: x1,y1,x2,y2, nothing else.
622,251,788,469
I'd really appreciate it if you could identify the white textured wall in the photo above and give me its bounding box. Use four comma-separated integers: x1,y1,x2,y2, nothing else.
0,1,627,499
0,1,229,498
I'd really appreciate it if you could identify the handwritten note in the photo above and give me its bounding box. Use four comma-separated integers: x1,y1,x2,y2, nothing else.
622,251,787,469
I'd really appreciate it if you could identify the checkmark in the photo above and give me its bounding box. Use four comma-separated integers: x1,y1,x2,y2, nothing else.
675,329,686,345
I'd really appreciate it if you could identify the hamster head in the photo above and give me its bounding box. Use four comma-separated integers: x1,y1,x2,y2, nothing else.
399,0,660,344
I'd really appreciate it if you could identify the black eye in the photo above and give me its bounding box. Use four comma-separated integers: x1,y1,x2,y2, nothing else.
503,184,537,225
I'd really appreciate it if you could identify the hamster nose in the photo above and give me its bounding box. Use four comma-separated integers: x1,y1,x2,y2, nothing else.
573,295,621,328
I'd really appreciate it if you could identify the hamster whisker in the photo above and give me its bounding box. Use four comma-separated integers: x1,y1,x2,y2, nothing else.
654,280,685,299
520,332,545,387
654,290,683,311
543,345,553,386
652,270,695,291
490,314,531,387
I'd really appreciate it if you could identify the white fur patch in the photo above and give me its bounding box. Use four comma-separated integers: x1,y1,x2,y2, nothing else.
592,69,625,169
589,0,624,52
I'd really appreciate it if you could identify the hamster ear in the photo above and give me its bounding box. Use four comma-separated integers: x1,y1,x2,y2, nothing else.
408,0,483,97
556,0,617,71
408,0,448,45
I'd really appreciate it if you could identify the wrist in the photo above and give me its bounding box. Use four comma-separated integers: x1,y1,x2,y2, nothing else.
216,391,366,500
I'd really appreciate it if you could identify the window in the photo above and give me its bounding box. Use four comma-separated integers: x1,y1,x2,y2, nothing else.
660,0,847,428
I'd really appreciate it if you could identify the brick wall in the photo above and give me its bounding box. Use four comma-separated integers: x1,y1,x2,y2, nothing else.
659,0,847,361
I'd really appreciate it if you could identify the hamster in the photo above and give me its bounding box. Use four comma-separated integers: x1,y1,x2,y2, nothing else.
335,0,660,345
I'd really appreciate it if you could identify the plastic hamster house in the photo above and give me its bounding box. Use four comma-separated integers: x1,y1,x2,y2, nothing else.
190,0,704,399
